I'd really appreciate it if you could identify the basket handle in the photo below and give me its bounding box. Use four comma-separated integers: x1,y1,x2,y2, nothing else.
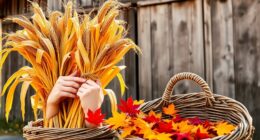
162,72,214,104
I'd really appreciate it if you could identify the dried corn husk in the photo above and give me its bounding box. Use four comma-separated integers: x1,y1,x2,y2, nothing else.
0,0,140,128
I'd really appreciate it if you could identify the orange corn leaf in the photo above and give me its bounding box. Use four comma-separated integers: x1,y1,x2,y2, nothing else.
214,121,236,136
163,103,177,116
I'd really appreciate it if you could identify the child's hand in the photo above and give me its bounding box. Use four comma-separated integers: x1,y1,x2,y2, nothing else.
46,72,86,119
77,80,104,127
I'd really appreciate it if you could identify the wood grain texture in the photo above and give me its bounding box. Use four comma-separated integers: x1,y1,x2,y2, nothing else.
124,8,139,100
47,0,62,11
233,0,259,139
137,6,152,101
171,0,205,94
211,0,235,98
150,4,172,99
203,0,213,89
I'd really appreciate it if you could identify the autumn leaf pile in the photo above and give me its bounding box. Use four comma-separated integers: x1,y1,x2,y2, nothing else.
103,97,236,140
0,0,139,128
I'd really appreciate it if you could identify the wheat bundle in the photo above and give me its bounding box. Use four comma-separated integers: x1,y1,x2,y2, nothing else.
0,0,139,128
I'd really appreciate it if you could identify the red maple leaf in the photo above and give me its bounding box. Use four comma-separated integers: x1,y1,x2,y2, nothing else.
172,132,191,140
85,108,105,125
172,115,183,123
144,111,161,123
203,120,212,128
144,115,160,123
188,117,203,125
195,129,210,140
118,97,140,116
156,121,173,133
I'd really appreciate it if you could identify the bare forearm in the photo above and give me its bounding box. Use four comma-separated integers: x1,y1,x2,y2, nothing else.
46,102,59,119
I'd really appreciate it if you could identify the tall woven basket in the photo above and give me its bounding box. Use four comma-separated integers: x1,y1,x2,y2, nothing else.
23,119,118,140
138,72,254,140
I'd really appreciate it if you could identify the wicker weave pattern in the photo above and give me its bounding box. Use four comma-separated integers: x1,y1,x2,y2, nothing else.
139,72,254,140
23,120,118,140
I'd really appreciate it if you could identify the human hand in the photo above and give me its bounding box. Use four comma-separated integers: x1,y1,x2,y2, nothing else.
46,72,86,119
77,80,104,127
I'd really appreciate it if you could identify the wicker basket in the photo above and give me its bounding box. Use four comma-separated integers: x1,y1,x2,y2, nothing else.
23,119,118,140
137,72,254,140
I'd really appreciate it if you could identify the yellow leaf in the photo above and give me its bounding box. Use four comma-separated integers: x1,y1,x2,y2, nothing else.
214,121,236,136
105,112,128,129
133,118,154,138
121,126,136,138
133,100,144,105
116,72,127,96
147,133,172,140
163,103,177,115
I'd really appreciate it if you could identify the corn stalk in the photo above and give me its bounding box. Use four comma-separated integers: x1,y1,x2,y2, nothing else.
0,0,140,128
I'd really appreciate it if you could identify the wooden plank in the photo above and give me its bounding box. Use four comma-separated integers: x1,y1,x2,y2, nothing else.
124,8,139,100
7,0,22,121
211,0,234,97
171,1,205,94
233,0,260,138
137,6,152,100
203,0,213,90
233,0,259,139
150,4,172,99
137,0,182,7
47,0,62,11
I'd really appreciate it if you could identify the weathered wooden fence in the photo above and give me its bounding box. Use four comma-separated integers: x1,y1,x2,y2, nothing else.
0,0,259,138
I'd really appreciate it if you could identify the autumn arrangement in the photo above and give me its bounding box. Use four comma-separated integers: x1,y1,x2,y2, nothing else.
87,97,236,140
0,0,139,128
0,0,254,139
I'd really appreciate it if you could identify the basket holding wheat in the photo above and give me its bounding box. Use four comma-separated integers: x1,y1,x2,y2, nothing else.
0,0,139,132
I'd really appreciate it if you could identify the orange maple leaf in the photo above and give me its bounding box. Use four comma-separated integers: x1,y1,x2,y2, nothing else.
121,126,136,138
147,133,172,140
163,103,177,115
214,121,236,136
172,120,193,133
105,112,128,129
134,118,155,137
191,124,208,134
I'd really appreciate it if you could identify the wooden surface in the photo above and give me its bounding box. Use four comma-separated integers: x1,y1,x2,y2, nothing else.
138,6,152,100
0,0,259,138
211,0,235,98
232,0,260,139
203,0,213,89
